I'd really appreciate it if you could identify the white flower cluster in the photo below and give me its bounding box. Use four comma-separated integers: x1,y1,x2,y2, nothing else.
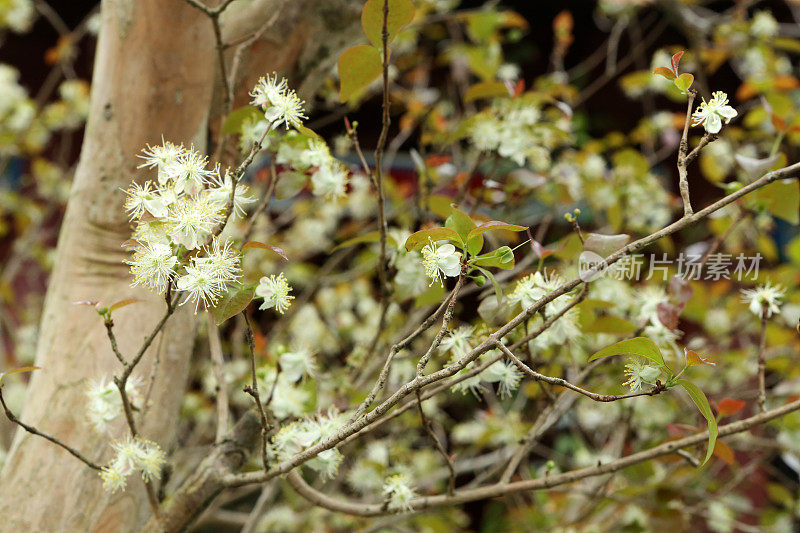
100,437,167,493
276,132,350,199
508,270,582,349
271,410,347,478
469,97,562,169
124,141,253,310
255,273,295,314
441,328,523,398
86,377,141,434
382,473,417,513
250,73,308,131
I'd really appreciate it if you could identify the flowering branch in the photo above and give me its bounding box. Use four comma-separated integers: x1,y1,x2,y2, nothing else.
494,341,667,403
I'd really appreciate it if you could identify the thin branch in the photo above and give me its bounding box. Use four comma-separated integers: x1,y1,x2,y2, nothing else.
245,398,800,515
416,266,466,376
757,302,769,412
415,390,456,495
239,161,278,249
243,312,270,471
207,312,230,442
677,89,696,217
495,341,666,403
0,386,102,470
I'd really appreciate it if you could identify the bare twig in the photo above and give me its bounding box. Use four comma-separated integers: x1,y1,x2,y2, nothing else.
0,387,102,470
243,312,270,471
207,312,230,442
415,389,456,495
757,302,769,412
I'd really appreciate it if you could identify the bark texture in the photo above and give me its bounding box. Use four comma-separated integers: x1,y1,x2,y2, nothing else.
0,0,362,531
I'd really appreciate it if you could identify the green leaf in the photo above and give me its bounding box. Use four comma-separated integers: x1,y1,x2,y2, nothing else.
464,81,510,102
674,73,694,93
221,106,263,135
753,179,799,225
467,220,527,238
445,206,477,243
476,266,503,306
210,284,256,326
338,45,383,103
332,231,398,251
0,366,40,387
242,241,288,261
466,234,484,256
405,227,462,251
361,0,415,48
109,299,142,313
588,337,672,374
652,67,676,81
676,379,718,466
471,246,515,269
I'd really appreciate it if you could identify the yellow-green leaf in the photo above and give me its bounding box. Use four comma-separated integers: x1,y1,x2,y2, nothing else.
332,231,398,251
676,379,718,466
464,81,510,102
405,227,461,251
361,0,415,48
589,337,671,373
109,299,141,313
753,179,799,225
338,45,382,103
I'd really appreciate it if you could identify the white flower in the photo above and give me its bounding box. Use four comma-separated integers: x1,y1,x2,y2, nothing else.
126,242,178,293
421,240,461,286
86,377,141,434
483,358,523,398
176,263,224,311
138,141,185,184
692,91,738,134
383,474,417,513
310,162,349,199
206,169,256,218
123,181,169,220
508,270,563,310
298,138,332,169
250,73,288,109
622,358,662,392
167,196,223,250
100,437,166,492
439,326,473,357
750,10,778,39
256,273,294,314
194,237,242,288
168,149,214,195
279,346,316,382
741,281,785,319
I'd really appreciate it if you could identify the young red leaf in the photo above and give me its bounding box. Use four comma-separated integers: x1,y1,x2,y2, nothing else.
243,241,288,261
713,440,736,466
656,302,680,331
671,51,684,74
653,66,676,81
717,398,746,417
685,348,716,367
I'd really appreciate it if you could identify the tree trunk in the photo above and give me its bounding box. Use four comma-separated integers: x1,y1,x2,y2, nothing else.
0,0,362,530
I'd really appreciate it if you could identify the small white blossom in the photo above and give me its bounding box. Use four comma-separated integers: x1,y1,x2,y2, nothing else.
86,377,141,434
100,437,166,493
126,242,178,293
138,141,185,184
168,149,214,195
622,358,662,392
167,196,223,250
279,346,316,382
383,474,417,513
206,169,256,218
310,162,349,199
194,237,242,288
741,281,785,319
176,262,224,311
123,181,168,220
483,358,523,398
421,240,461,286
256,273,295,314
439,326,473,357
692,91,737,134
